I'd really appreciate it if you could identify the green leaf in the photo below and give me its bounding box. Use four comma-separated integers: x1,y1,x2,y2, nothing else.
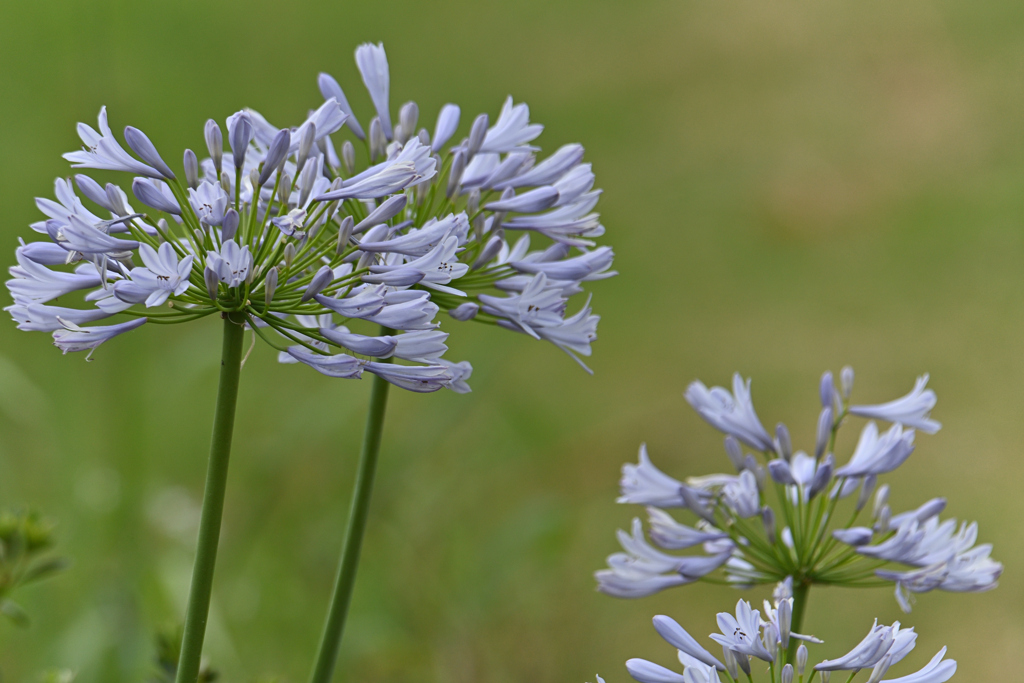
1,598,30,627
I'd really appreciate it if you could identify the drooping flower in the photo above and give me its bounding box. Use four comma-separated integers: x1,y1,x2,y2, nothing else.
849,375,941,434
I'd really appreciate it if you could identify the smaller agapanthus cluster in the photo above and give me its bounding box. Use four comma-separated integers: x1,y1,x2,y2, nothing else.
7,42,614,392
623,594,956,683
596,369,1000,611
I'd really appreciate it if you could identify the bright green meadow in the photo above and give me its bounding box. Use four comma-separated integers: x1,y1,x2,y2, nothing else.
0,1,1019,681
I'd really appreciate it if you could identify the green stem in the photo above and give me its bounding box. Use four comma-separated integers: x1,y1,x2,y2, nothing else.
175,314,246,683
308,347,394,683
787,580,810,663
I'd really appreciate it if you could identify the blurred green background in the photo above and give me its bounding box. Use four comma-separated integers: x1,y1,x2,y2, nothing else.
0,0,1020,680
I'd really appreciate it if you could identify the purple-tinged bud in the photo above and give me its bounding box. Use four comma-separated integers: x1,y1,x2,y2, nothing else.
397,101,418,144
840,366,854,399
781,663,794,683
723,648,740,680
283,242,296,269
820,371,834,409
264,267,278,307
183,149,199,189
467,188,480,217
815,407,832,459
724,436,744,471
258,129,291,187
354,195,407,233
777,599,792,649
775,423,792,461
856,474,877,512
341,140,356,176
222,208,239,241
355,250,374,272
277,173,292,204
447,150,466,199
449,302,479,321
472,234,503,270
248,168,260,191
877,504,891,532
761,506,776,544
204,266,219,300
745,456,766,491
220,171,231,194
205,119,223,175
75,175,114,212
104,183,128,216
417,128,430,147
369,117,386,163
833,527,873,546
298,158,318,208
808,454,833,499
467,113,488,158
336,216,354,255
873,483,889,519
797,645,808,676
432,104,460,152
231,117,254,170
132,178,180,215
296,122,317,174
124,126,176,180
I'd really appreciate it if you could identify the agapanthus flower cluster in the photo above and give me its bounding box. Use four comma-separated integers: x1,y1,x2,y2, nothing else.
596,369,1001,611
7,43,614,391
624,595,956,683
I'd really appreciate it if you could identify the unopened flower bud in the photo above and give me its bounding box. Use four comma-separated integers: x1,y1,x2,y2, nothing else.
472,234,503,270
398,101,419,145
341,140,356,176
820,370,834,409
277,173,292,204
220,171,232,194
222,209,239,242
204,266,219,300
723,648,740,680
264,266,278,307
283,242,297,269
467,188,480,216
449,302,479,321
296,122,317,174
467,113,488,158
724,436,744,471
841,365,855,400
761,506,776,544
821,671,831,683
248,168,260,191
815,407,832,459
105,183,128,216
124,126,176,180
797,644,808,676
302,265,334,302
258,129,290,187
417,128,430,147
205,119,223,175
336,216,354,255
780,663,794,683
856,474,878,512
877,504,891,532
369,117,386,162
446,151,466,199
194,228,205,246
231,117,253,170
183,149,199,189
777,598,792,649
775,423,792,461
873,484,890,519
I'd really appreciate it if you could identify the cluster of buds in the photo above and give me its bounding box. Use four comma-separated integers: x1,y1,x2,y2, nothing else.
7,43,614,390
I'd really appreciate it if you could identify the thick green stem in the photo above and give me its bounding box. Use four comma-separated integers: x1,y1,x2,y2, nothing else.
176,314,246,683
309,355,393,683
787,580,811,662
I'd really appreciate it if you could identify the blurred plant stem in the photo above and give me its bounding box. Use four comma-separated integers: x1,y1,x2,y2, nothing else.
176,315,245,683
787,580,810,662
309,340,394,683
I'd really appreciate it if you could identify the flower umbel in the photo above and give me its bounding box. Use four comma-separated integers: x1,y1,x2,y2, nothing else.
8,43,614,388
598,369,1000,613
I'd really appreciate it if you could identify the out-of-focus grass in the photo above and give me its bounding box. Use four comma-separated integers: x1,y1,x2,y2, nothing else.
0,0,1022,680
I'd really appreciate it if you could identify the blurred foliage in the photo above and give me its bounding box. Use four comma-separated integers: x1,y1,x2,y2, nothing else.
0,0,1022,682
149,625,218,683
0,510,67,628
